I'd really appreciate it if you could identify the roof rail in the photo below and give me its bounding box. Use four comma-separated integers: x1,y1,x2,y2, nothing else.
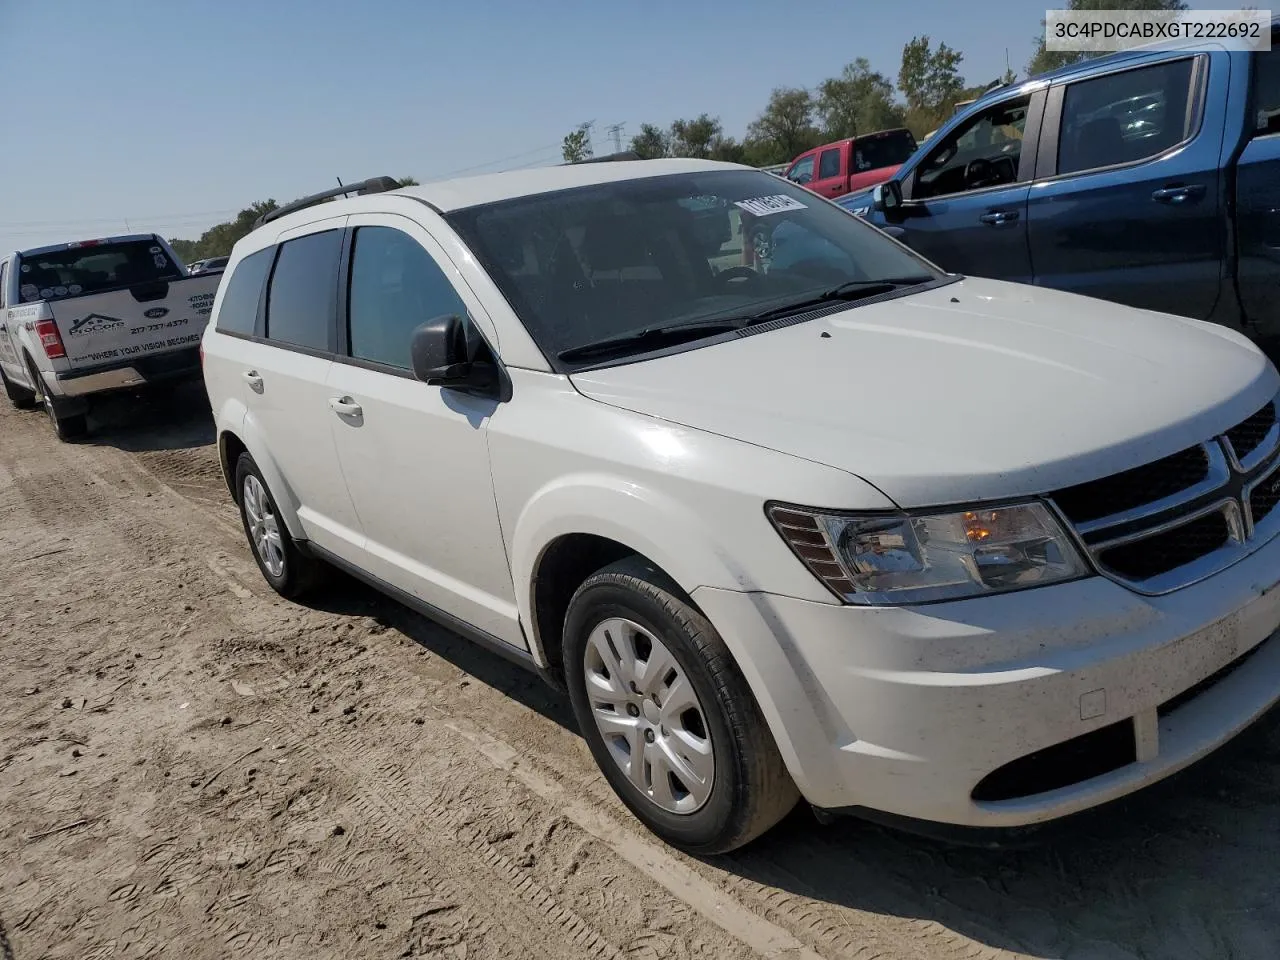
253,176,402,229
566,151,640,165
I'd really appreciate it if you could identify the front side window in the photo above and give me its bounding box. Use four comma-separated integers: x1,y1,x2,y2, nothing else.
818,148,841,179
347,226,470,369
215,247,274,336
914,96,1030,199
1057,58,1196,176
1253,43,1280,136
786,155,816,184
264,230,341,352
447,169,940,368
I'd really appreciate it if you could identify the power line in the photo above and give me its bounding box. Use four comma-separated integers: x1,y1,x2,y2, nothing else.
0,207,242,230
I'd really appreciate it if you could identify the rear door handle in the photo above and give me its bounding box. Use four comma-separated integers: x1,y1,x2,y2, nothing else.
979,210,1019,225
328,396,363,418
242,370,263,392
1151,184,1206,204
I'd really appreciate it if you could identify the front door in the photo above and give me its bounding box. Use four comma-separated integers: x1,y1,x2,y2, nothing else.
324,214,523,649
895,92,1040,282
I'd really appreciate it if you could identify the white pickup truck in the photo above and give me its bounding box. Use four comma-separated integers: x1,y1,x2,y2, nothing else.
0,233,220,440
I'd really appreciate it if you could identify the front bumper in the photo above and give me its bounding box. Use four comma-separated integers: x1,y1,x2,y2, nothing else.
692,528,1280,828
46,347,201,399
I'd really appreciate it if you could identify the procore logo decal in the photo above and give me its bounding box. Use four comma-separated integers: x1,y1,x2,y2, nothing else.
69,313,125,336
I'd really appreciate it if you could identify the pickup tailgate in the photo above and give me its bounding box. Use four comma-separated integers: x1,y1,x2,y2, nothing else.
49,274,219,369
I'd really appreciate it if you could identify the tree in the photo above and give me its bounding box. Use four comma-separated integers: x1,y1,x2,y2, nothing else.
669,114,722,159
898,36,966,137
562,124,593,163
395,176,420,187
169,199,280,262
708,135,745,164
1027,0,1187,76
816,58,906,140
629,123,669,160
746,87,821,165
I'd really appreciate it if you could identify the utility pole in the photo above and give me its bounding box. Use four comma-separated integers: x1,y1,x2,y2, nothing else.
606,122,625,154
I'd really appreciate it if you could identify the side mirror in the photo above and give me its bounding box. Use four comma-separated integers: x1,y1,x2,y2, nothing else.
871,180,904,218
410,314,499,395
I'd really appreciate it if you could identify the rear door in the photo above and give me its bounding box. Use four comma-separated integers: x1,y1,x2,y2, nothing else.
243,218,364,556
809,144,848,198
1236,38,1280,340
896,91,1042,282
1027,53,1225,319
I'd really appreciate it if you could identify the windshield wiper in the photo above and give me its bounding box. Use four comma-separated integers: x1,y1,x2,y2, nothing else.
557,319,741,362
716,276,936,329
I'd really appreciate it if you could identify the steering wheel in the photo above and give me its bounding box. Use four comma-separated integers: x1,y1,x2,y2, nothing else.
716,266,757,285
964,157,999,190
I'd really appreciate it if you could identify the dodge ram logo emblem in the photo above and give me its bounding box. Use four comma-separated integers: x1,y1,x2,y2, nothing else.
144,307,169,319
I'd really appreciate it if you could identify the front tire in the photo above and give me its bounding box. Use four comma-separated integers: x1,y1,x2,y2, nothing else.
234,452,324,599
564,556,798,853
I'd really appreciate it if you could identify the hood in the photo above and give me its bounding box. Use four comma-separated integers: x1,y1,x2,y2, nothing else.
569,277,1278,508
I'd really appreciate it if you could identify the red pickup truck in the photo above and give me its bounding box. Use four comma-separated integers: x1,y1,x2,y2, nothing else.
783,128,918,199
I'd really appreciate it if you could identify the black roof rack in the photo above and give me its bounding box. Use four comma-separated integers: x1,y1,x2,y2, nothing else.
254,176,402,229
566,151,640,165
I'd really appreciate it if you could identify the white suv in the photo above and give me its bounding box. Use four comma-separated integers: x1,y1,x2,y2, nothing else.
202,161,1280,853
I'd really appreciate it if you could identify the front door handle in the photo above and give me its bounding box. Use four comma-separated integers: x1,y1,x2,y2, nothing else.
979,210,1019,225
1151,184,1206,204
328,396,363,418
242,370,263,392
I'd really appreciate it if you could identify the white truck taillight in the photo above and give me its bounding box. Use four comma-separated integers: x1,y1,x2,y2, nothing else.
35,318,67,359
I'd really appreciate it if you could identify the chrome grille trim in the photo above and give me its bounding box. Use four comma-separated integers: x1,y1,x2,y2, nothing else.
1048,393,1280,595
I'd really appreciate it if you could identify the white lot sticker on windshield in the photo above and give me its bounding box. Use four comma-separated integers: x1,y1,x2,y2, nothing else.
735,194,808,217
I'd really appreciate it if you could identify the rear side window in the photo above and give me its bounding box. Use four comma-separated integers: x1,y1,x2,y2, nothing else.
1057,58,1196,176
855,130,917,171
215,248,274,336
265,230,341,352
818,148,841,179
14,238,183,303
347,226,469,370
1253,44,1280,136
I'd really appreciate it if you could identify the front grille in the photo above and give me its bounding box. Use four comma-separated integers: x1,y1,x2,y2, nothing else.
1048,395,1280,594
1053,445,1209,525
1097,509,1230,581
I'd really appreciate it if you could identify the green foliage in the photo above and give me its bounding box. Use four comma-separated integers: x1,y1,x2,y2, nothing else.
898,36,966,137
746,87,823,165
562,124,593,163
815,57,906,140
1027,0,1188,76
395,176,420,187
629,123,670,159
669,114,723,159
170,199,279,263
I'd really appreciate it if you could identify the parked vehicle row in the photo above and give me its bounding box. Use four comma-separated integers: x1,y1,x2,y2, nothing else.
0,234,219,439
780,127,918,199
187,256,229,276
195,159,1280,853
838,28,1280,355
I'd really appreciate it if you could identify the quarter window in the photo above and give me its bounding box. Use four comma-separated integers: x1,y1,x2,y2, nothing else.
215,247,273,336
347,226,470,370
1057,58,1196,176
1253,43,1280,136
264,230,341,351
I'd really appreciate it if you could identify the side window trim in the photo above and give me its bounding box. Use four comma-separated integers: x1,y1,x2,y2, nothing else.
901,88,1045,202
1035,53,1207,182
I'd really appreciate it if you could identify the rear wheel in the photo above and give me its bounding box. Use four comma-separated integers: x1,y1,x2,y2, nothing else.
25,356,86,441
564,556,798,853
234,452,324,599
1,365,36,409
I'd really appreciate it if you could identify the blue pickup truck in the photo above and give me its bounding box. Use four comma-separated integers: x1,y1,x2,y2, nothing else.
837,23,1280,352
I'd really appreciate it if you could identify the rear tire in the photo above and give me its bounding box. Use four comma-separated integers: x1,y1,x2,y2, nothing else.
1,365,36,409
564,556,799,854
25,357,87,442
234,452,324,599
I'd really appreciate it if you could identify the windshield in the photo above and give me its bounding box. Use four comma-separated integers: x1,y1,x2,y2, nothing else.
446,170,940,368
14,238,183,303
854,131,917,171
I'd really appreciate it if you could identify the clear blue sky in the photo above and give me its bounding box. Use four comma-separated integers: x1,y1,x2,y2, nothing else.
0,0,1220,251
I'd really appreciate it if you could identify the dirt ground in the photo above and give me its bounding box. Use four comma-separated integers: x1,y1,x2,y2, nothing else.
3,384,1280,960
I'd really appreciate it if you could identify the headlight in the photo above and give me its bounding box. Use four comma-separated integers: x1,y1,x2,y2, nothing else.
766,501,1088,605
